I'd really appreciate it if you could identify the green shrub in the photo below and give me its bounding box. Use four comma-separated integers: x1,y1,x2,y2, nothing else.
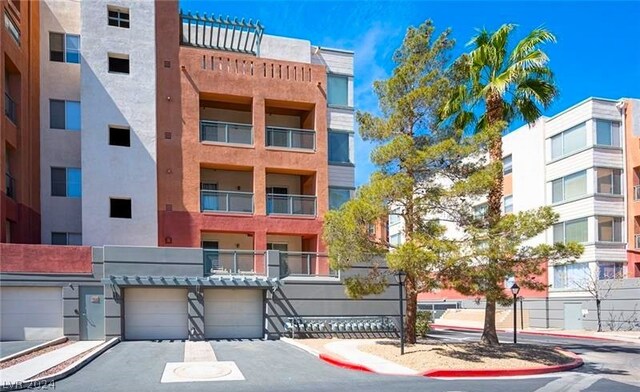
416,311,432,338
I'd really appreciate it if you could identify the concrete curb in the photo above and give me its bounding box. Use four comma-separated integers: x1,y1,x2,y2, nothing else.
318,353,374,373
431,324,624,342
422,348,584,378
0,337,68,364
431,324,507,333
1,338,120,391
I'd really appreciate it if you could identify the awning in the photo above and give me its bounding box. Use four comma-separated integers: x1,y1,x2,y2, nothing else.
102,275,281,288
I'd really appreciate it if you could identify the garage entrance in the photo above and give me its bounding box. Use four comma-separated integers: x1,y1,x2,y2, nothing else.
204,289,264,339
124,288,188,340
0,287,63,340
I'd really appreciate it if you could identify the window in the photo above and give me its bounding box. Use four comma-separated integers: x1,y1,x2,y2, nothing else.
51,167,81,197
328,131,351,163
550,123,587,159
110,198,132,218
595,120,621,147
4,12,20,44
51,232,82,245
597,216,623,242
108,6,130,28
553,218,588,244
598,262,626,280
49,33,80,64
329,187,352,210
390,233,402,246
503,195,513,213
109,126,130,147
473,203,487,219
327,74,348,106
50,100,81,131
596,168,622,195
503,155,512,175
551,170,587,203
389,213,402,226
108,53,130,74
553,263,590,289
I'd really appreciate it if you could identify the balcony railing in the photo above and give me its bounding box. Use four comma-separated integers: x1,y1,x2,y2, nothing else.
200,120,253,145
266,194,316,216
266,126,315,150
203,249,262,275
4,12,20,45
635,234,640,249
279,252,338,278
5,173,15,199
201,190,253,213
634,185,640,201
4,92,17,124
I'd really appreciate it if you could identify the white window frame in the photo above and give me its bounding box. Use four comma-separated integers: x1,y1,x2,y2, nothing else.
551,170,587,203
553,217,588,244
596,216,623,243
503,155,512,175
550,122,587,160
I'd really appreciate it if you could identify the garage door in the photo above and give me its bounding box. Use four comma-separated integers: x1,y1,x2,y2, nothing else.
205,289,263,339
124,288,188,340
0,287,63,341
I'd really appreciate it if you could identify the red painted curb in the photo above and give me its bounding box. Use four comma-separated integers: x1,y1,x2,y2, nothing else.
318,353,374,373
422,349,583,378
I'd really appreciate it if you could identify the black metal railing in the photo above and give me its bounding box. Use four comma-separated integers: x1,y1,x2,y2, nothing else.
266,194,316,216
279,252,338,278
266,126,315,150
5,173,16,199
203,249,262,275
200,120,253,145
201,190,253,213
4,92,17,124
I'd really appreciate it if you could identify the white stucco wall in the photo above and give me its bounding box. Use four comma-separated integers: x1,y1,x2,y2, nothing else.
80,0,157,246
260,35,311,63
39,0,82,243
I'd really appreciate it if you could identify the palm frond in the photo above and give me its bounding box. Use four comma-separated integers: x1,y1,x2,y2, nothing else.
509,27,557,64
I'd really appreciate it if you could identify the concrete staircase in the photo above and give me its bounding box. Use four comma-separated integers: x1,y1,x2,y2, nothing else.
435,308,530,329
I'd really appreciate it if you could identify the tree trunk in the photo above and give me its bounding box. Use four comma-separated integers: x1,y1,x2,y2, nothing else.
596,298,602,332
481,299,500,345
482,93,505,346
405,275,418,344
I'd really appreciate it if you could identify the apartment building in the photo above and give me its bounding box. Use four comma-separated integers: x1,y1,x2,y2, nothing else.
1,0,40,244
0,0,399,342
389,97,640,330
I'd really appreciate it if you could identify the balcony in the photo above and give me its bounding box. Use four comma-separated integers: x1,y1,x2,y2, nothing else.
200,167,253,213
636,234,640,249
279,252,338,278
4,12,20,45
5,173,15,199
4,92,17,125
266,126,315,150
267,194,316,216
200,120,252,145
201,190,253,213
635,185,640,201
204,249,261,275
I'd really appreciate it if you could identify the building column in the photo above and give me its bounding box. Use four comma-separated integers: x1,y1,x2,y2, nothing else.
63,285,80,340
104,284,123,340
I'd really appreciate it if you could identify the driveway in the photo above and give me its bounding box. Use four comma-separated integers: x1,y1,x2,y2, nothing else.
52,339,634,392
0,341,46,359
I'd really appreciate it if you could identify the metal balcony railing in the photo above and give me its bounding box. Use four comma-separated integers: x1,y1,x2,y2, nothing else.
634,185,640,201
201,190,253,213
266,126,315,150
635,234,640,249
203,249,261,275
279,252,338,278
4,92,17,124
5,173,16,199
200,120,253,145
266,194,316,216
4,12,20,45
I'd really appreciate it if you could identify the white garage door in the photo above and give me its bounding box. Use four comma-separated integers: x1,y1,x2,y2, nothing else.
0,287,63,341
205,289,263,339
124,288,188,340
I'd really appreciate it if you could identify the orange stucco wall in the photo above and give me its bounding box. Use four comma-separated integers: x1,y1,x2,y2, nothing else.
624,100,640,277
503,173,512,196
1,0,41,243
155,1,329,253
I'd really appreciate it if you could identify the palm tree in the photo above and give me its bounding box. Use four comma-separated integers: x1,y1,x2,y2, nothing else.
443,24,557,345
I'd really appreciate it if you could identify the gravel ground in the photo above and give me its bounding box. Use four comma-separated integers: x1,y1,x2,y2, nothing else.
0,341,72,370
359,339,574,371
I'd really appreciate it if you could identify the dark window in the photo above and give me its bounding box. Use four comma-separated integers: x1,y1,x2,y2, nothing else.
50,99,65,129
51,167,67,196
49,32,64,62
51,232,67,245
329,131,350,163
110,198,131,218
108,7,130,28
108,55,129,74
109,126,130,147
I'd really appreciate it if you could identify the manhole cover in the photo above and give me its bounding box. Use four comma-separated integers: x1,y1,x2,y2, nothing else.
173,363,233,380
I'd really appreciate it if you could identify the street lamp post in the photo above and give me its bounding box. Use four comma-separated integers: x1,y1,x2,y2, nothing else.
395,271,406,355
511,283,520,344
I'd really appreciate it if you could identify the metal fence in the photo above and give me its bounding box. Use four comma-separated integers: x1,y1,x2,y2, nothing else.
266,194,316,216
200,120,253,145
203,249,262,275
266,126,315,150
279,252,338,278
201,190,253,213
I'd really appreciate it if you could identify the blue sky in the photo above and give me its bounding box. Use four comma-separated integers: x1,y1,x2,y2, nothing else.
181,0,640,186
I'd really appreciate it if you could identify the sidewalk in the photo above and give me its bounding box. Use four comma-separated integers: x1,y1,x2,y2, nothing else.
323,340,416,375
431,319,640,344
0,341,103,383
